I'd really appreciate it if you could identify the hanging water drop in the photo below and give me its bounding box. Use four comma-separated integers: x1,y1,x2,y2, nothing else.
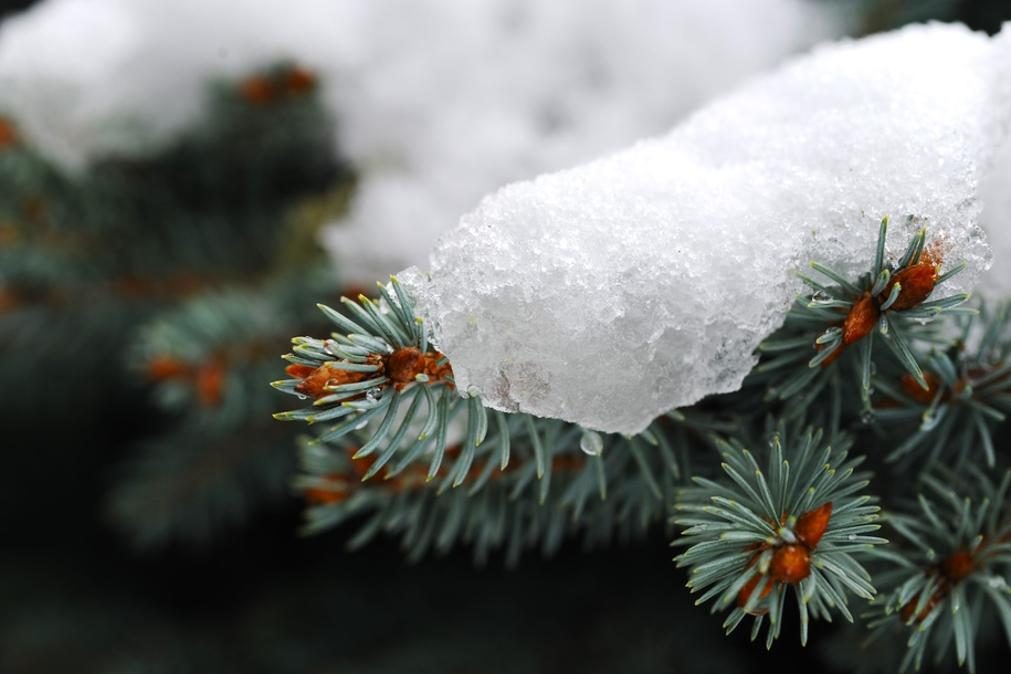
580,429,604,456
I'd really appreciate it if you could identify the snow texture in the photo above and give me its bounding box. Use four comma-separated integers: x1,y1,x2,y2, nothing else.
403,23,1011,434
0,0,840,281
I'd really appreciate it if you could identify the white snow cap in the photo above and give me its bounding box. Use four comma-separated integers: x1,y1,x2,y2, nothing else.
0,0,841,279
403,23,1011,435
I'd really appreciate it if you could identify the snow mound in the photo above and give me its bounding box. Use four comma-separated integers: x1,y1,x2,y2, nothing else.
403,23,1011,434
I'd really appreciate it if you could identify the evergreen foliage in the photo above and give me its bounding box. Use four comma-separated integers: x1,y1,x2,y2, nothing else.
0,62,354,547
274,222,1010,667
1,1,1005,671
866,467,1011,672
675,427,883,647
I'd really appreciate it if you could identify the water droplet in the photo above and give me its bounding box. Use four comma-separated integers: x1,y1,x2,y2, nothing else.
847,534,856,541
365,387,382,402
354,419,369,431
580,430,604,456
296,394,308,401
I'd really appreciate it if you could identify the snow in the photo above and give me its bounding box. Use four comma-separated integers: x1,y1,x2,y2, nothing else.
0,0,361,167
980,139,1011,297
319,0,842,281
402,23,1011,434
0,0,842,280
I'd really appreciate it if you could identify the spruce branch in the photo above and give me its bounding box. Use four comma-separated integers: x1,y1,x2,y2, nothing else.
865,467,1011,673
292,418,684,564
273,276,487,488
273,278,670,490
872,302,1011,468
107,419,296,549
754,217,970,412
674,425,885,648
272,279,702,558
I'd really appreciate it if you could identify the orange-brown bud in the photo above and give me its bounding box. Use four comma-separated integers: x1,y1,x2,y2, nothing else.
304,475,349,505
900,591,942,624
0,117,16,149
147,355,189,381
284,66,317,95
770,544,811,584
941,549,975,583
817,342,843,368
387,347,453,390
795,502,832,550
196,360,226,407
737,572,772,613
289,363,371,400
884,250,940,311
239,76,275,105
284,363,317,380
842,293,880,346
387,347,428,386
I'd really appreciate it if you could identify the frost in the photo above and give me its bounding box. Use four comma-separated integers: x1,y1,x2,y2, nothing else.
0,0,841,279
403,23,1011,435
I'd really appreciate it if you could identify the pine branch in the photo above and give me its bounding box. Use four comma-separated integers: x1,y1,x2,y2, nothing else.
107,419,296,549
271,279,716,559
864,467,1011,673
674,424,885,647
752,217,970,414
292,416,688,564
872,302,1011,468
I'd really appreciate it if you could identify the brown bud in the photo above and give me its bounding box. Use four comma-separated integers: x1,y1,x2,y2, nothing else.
884,250,940,311
842,293,880,346
770,544,811,584
737,572,772,614
795,502,832,550
147,355,189,381
239,76,275,105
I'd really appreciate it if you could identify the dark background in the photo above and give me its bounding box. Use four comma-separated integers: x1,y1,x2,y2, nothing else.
2,1,1010,672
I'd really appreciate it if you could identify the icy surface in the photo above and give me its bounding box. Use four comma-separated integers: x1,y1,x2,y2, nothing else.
403,23,1011,434
0,0,840,279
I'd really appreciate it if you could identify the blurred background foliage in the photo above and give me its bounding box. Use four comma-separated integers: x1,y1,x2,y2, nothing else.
1,1,1009,672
